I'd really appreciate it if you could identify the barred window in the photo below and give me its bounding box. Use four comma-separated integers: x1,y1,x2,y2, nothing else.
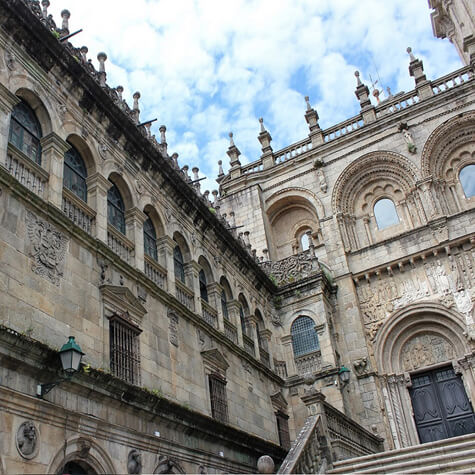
107,183,126,234
276,412,291,450
291,316,319,357
173,245,185,283
143,216,158,261
199,269,208,302
109,314,142,385
9,100,42,164
220,290,229,320
63,144,87,202
209,373,228,423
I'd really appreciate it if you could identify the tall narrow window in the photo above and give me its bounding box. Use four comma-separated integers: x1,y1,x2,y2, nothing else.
221,290,229,320
239,305,247,337
291,316,319,357
209,373,228,423
276,412,291,450
460,165,475,198
109,314,142,385
9,100,42,164
143,216,158,260
174,245,185,284
300,232,310,252
199,269,208,302
63,144,87,201
107,183,126,234
374,198,399,229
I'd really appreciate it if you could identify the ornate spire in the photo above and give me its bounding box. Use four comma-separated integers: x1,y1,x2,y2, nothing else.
354,71,371,108
227,132,241,170
407,46,427,84
258,118,273,166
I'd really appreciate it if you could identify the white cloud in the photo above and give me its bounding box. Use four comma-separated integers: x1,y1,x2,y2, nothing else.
50,0,462,183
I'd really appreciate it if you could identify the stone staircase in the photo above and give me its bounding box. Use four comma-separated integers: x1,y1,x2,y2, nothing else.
328,433,475,474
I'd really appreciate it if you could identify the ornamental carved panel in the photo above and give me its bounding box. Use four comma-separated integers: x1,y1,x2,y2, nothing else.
26,211,69,285
401,334,454,372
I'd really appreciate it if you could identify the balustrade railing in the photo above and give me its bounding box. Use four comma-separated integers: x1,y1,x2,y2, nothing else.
295,350,322,375
224,319,238,344
5,145,48,199
260,347,270,368
107,225,134,264
323,115,363,143
375,90,419,118
432,65,473,95
175,279,195,312
241,160,263,175
274,138,312,164
243,333,255,356
274,359,288,379
144,255,167,290
62,187,95,234
201,300,218,328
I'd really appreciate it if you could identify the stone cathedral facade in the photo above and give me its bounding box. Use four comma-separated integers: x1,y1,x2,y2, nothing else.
0,0,474,474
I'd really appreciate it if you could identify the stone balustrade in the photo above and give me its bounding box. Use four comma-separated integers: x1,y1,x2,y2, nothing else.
323,115,364,142
295,350,322,375
224,319,238,344
61,187,96,234
432,65,473,95
107,225,135,264
201,300,218,328
274,359,288,379
243,333,255,356
175,279,195,312
260,347,270,368
144,255,167,290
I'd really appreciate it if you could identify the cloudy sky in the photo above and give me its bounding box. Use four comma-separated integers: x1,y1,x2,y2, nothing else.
50,0,461,191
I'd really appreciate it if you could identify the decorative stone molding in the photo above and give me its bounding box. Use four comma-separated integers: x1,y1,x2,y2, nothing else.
201,347,229,374
127,449,142,474
16,421,39,459
26,211,69,285
168,308,179,347
101,285,147,326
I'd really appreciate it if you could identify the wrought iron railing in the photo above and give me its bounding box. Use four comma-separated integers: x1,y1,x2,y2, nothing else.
62,187,96,234
144,254,167,290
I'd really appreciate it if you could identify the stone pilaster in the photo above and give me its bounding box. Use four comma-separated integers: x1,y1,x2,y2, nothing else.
86,173,112,243
125,207,147,271
40,132,70,209
186,260,202,315
0,83,20,166
227,300,243,347
157,235,176,295
260,328,274,370
208,282,223,331
300,389,326,417
281,334,298,377
247,314,261,361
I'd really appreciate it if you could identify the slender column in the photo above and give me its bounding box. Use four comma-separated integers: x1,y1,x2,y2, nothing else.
157,235,175,293
186,260,201,315
0,83,20,165
400,200,413,227
281,334,298,377
247,315,261,360
227,300,243,347
208,282,223,331
86,173,112,243
125,207,147,271
40,132,70,209
260,328,274,370
363,216,373,245
450,184,463,211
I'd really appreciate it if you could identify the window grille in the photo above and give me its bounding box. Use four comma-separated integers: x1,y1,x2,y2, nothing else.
173,245,185,283
107,183,126,234
291,316,320,357
109,314,142,385
199,269,208,302
209,373,228,423
276,412,291,450
220,290,229,320
9,100,42,164
63,144,87,202
143,216,158,260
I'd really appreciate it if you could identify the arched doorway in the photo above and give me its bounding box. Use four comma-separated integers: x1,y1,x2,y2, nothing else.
59,460,97,475
375,302,475,448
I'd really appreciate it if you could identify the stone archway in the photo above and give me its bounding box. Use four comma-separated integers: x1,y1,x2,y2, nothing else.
374,302,474,448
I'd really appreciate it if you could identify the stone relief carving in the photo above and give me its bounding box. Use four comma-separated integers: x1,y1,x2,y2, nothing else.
98,140,109,160
358,247,474,343
168,309,179,347
16,421,39,459
401,334,454,372
26,211,69,285
127,449,142,474
4,49,15,70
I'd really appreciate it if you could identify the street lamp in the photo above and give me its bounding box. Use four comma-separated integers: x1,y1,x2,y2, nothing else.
338,365,351,387
37,336,84,398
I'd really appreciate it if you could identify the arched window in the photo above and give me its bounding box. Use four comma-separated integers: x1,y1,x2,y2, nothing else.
460,165,475,198
107,183,126,234
374,198,399,229
199,269,208,302
291,316,319,357
239,305,247,336
300,232,310,251
63,144,87,201
9,100,42,164
220,290,229,320
143,216,158,260
174,245,185,284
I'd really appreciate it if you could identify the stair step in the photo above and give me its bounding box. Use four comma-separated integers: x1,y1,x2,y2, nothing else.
329,433,475,474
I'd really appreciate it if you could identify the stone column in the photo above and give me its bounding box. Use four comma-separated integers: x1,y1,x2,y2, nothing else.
247,315,261,360
227,300,243,347
157,235,175,293
363,216,373,245
208,282,223,331
86,173,112,243
260,328,274,370
281,334,298,377
186,260,202,315
450,184,463,211
0,83,20,165
125,207,147,271
40,132,70,209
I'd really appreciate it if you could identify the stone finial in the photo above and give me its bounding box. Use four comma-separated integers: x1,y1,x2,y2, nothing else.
61,9,70,34
244,230,251,246
229,132,235,147
406,47,429,94
386,86,393,98
259,117,265,133
97,52,107,72
159,125,167,144
133,92,141,123
229,211,236,227
257,455,275,474
355,70,362,86
354,71,371,109
116,85,124,101
305,95,312,111
407,46,416,62
304,95,321,141
182,165,190,181
211,189,219,205
227,133,241,171
171,152,179,169
203,190,210,204
262,249,269,261
217,160,224,176
258,118,273,162
144,122,151,138
192,166,199,182
80,46,88,64
41,0,50,19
